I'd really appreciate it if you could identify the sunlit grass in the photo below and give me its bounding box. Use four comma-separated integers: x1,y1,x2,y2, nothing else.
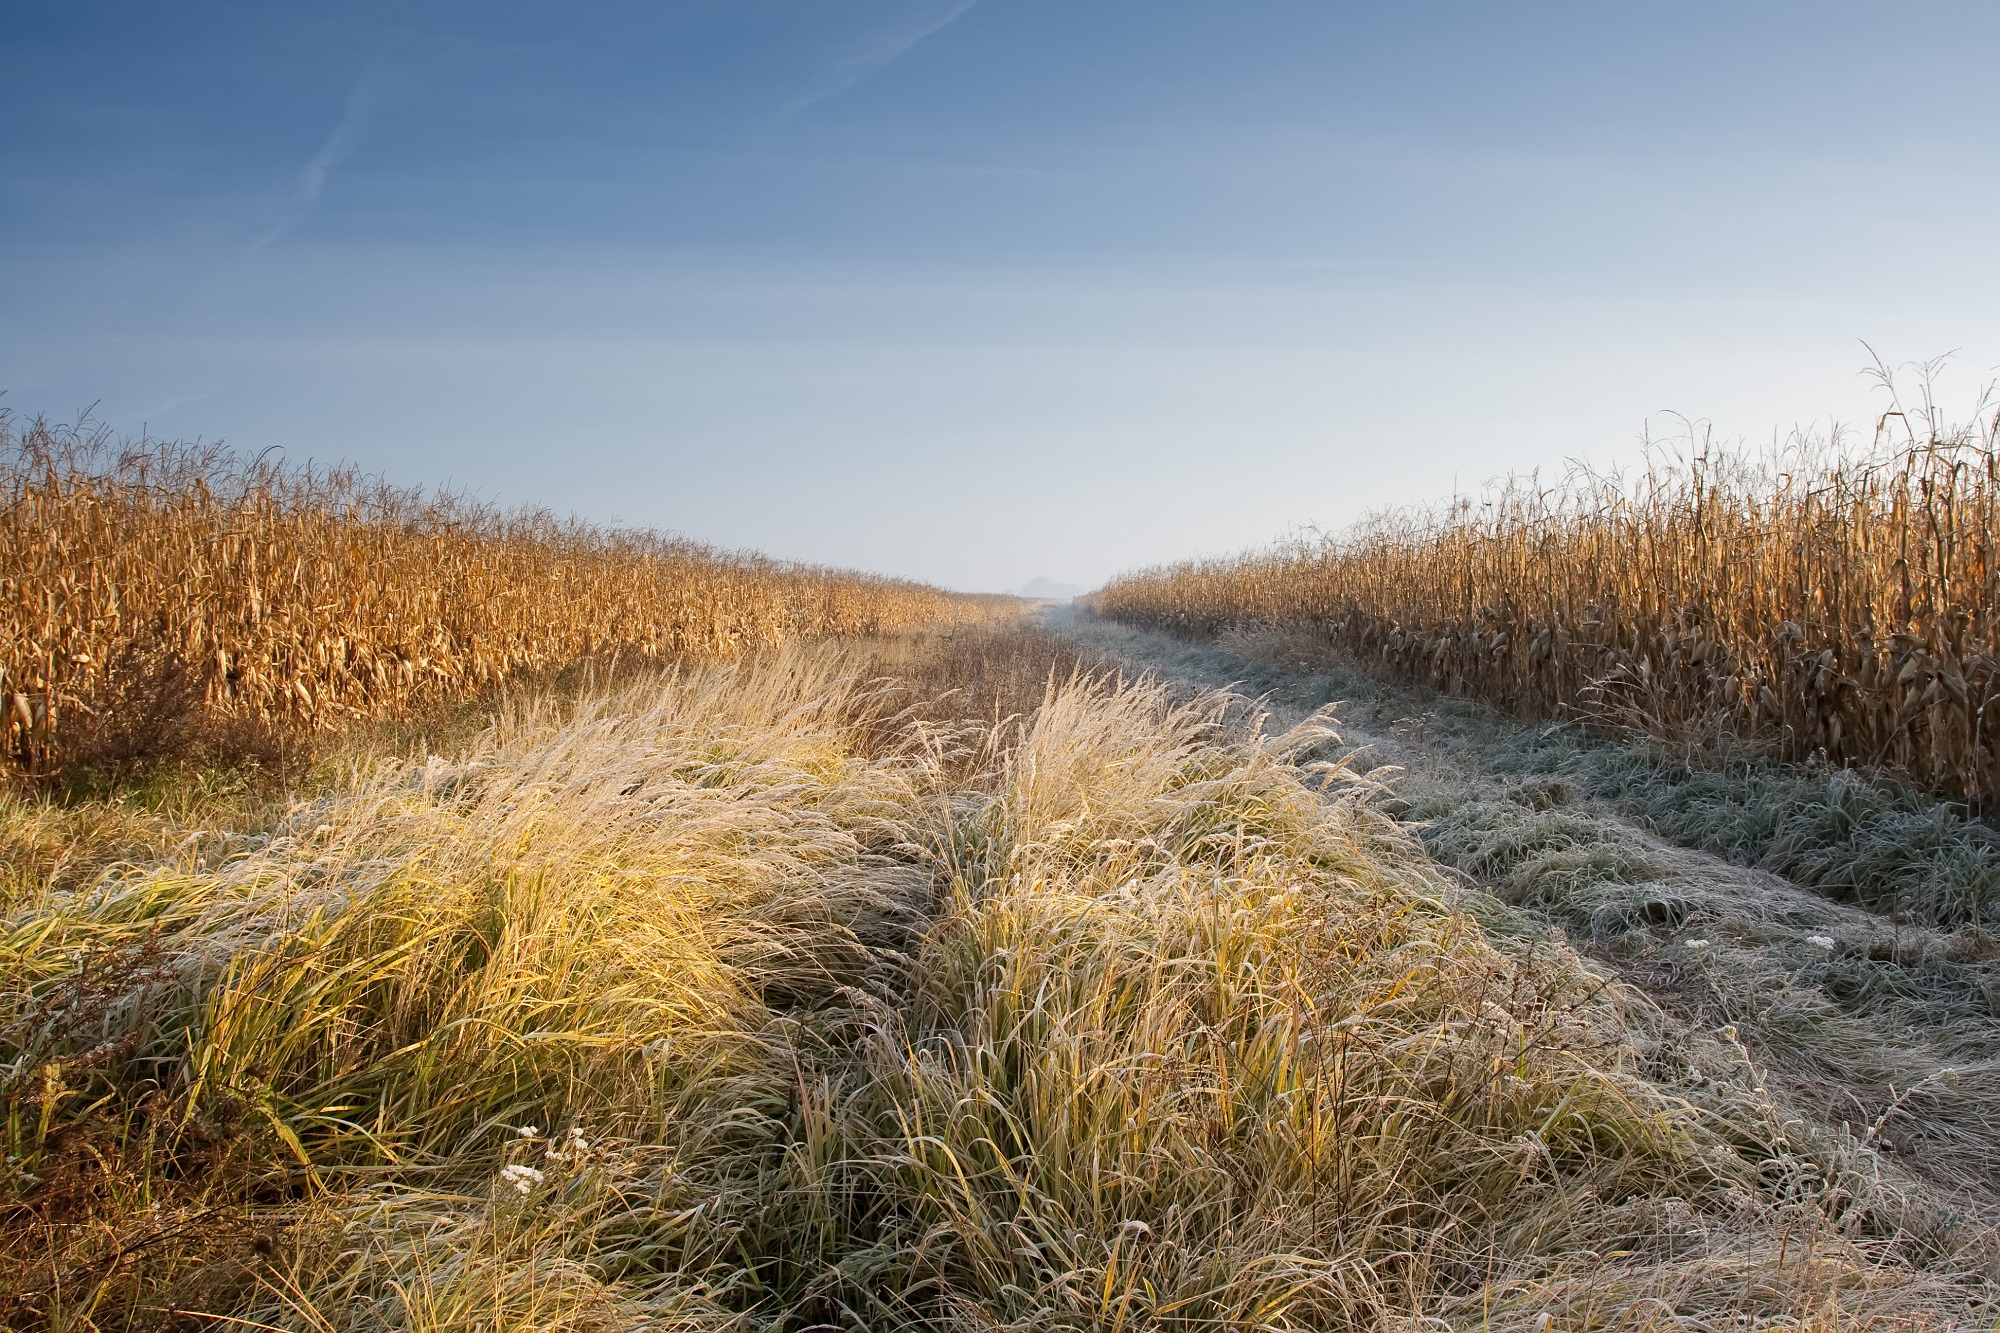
5,634,1987,1328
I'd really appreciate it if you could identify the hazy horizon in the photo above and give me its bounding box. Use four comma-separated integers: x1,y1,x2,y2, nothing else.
7,1,2000,593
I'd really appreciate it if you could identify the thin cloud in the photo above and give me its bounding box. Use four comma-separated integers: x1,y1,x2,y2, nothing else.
774,0,980,127
252,66,381,250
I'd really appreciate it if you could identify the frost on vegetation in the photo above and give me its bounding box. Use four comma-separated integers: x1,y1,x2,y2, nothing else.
1185,608,2000,928
1065,612,2000,1317
2,643,1994,1329
1484,725,2000,926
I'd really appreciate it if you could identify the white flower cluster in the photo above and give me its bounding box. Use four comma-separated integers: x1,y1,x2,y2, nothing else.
500,1163,544,1195
498,1123,592,1195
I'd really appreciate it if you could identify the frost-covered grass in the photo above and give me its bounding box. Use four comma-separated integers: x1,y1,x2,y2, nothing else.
3,627,1992,1329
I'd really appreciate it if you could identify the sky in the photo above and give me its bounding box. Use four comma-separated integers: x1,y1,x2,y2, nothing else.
6,1,2000,593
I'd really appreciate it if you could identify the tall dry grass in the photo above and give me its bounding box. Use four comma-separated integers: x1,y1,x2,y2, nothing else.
1094,366,2000,808
1,648,925,1327
0,411,1011,778
5,639,1988,1329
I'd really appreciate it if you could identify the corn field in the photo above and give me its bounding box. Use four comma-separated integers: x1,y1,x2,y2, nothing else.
0,413,1007,774
1096,406,2000,808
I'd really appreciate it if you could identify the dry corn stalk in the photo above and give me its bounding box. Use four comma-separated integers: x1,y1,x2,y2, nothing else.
0,413,1011,773
1097,396,2000,808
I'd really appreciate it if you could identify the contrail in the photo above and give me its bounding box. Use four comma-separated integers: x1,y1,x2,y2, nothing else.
773,0,981,127
252,65,381,250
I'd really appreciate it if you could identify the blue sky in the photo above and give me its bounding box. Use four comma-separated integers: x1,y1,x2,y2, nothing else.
6,2,1999,592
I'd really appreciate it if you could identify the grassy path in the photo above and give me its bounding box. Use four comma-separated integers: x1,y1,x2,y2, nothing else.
1055,609,2000,1240
9,624,2000,1328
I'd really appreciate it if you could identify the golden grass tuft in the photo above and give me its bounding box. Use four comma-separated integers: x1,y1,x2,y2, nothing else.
2,647,924,1327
